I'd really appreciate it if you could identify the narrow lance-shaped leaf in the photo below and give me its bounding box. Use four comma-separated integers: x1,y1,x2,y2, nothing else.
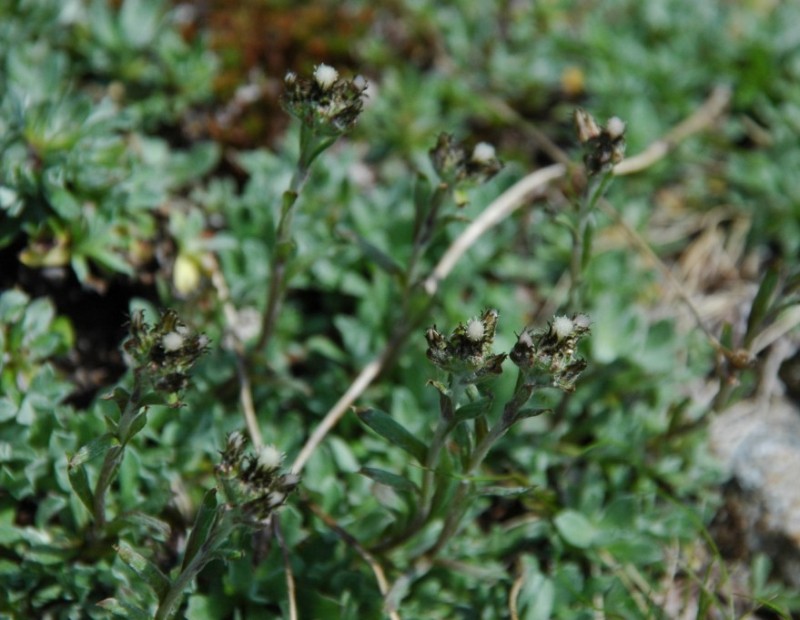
181,488,220,572
744,266,779,348
454,398,493,422
360,467,420,495
357,408,426,464
70,433,117,467
511,407,551,425
115,542,170,600
67,463,94,514
581,219,595,271
96,598,151,620
337,228,402,276
412,172,432,241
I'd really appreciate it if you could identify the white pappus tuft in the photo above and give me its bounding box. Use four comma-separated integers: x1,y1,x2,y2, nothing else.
313,64,338,90
552,315,574,341
471,142,496,164
162,331,184,352
465,317,485,342
606,116,626,139
257,444,284,470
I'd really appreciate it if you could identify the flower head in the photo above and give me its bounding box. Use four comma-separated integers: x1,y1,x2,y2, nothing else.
510,313,591,391
216,433,299,522
573,109,626,175
425,309,506,383
282,66,368,136
430,133,503,189
123,310,209,397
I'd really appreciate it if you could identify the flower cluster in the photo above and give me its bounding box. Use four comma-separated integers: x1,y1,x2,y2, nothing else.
573,109,626,176
425,308,506,383
216,432,300,522
510,314,591,391
429,133,503,187
282,64,368,136
122,310,209,394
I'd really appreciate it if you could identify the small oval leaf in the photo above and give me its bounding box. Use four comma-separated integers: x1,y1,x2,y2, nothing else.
554,509,598,549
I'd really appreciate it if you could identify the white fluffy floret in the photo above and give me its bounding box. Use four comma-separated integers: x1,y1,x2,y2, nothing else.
471,142,496,163
466,318,485,342
552,315,574,341
606,116,626,139
313,64,338,90
573,314,591,330
162,331,184,352
257,444,284,470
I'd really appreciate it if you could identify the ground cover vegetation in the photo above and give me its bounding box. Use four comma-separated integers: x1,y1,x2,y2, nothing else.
1,0,800,618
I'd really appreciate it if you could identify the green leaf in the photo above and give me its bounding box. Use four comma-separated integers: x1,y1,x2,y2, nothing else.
744,266,779,347
70,433,117,467
581,218,595,271
412,172,432,240
97,598,151,620
337,228,402,276
0,398,17,423
451,421,472,469
45,186,82,219
117,512,172,542
182,489,220,572
116,542,170,600
356,408,426,464
0,289,29,322
67,463,94,514
104,387,131,416
360,467,419,494
454,398,493,421
554,509,598,549
512,407,551,424
477,485,535,498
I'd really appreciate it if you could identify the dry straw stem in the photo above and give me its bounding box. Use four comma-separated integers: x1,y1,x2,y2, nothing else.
207,254,263,448
289,86,731,474
613,85,731,175
273,518,298,620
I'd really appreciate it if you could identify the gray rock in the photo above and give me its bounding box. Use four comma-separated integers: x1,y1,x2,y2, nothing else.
709,394,800,586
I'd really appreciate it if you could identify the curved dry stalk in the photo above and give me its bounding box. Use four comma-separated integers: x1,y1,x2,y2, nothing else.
207,255,263,448
508,562,524,620
613,85,731,176
291,326,411,474
423,164,567,296
750,305,800,358
273,517,298,620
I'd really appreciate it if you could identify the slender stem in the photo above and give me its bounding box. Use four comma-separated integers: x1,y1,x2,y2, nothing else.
256,121,338,354
256,179,305,353
569,170,613,309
